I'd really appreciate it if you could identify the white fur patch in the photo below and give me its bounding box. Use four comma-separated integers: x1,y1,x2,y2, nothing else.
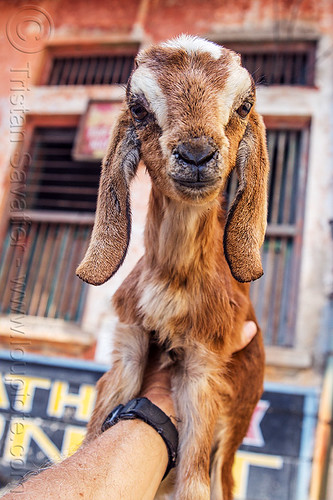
162,35,222,60
138,279,188,333
218,59,252,125
130,65,168,128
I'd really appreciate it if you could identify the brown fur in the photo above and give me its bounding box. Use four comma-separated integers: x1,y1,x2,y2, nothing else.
76,36,269,500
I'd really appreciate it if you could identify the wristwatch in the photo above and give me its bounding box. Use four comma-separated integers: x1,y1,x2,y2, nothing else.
101,397,178,479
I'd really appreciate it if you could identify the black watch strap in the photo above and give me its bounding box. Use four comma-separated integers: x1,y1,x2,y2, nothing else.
101,397,178,479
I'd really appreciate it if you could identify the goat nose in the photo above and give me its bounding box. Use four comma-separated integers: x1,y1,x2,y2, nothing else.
176,141,216,166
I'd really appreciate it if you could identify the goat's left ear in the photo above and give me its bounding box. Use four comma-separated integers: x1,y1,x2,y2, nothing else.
224,111,269,282
76,110,140,285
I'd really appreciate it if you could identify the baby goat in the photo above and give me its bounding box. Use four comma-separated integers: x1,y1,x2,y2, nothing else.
77,35,269,500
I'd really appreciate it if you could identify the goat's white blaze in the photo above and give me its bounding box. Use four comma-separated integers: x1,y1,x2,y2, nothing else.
130,65,168,128
162,34,222,60
218,60,252,125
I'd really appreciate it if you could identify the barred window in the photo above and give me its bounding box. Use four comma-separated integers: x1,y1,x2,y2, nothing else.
25,127,100,212
46,54,135,86
222,41,316,86
0,126,99,323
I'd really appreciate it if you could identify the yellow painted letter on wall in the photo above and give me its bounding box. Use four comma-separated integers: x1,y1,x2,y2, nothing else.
61,425,87,458
47,381,95,421
4,417,61,464
233,450,284,499
5,374,51,412
0,375,9,409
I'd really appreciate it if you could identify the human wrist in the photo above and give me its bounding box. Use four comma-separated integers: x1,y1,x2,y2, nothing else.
140,389,176,426
101,397,178,479
139,360,177,426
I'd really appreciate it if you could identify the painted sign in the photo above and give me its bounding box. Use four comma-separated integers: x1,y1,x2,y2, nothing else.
73,100,123,160
0,352,318,498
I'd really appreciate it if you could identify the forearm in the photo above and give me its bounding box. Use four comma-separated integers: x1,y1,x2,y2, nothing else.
4,418,168,500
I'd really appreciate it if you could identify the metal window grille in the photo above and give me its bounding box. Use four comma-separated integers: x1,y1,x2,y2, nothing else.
0,219,91,322
26,127,100,212
46,54,135,86
226,125,309,346
223,41,316,86
0,127,100,323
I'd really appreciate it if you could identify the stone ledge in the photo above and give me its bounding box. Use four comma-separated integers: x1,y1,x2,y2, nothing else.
0,315,95,358
265,345,312,368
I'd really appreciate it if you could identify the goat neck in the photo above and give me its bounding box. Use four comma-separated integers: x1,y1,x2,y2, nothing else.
144,184,223,281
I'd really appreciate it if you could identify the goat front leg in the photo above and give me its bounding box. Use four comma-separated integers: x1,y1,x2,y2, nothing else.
85,322,150,443
172,346,222,500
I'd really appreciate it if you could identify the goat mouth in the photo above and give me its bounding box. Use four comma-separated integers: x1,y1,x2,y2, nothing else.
172,178,218,190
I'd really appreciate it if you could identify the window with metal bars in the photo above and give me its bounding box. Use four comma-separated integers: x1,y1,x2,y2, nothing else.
0,127,100,323
26,127,100,212
46,54,135,86
222,41,316,86
226,122,309,346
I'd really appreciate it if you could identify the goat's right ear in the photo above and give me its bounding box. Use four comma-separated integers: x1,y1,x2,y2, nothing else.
76,110,140,285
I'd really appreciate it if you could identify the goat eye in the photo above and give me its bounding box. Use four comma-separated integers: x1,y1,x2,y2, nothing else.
130,104,148,121
237,102,252,118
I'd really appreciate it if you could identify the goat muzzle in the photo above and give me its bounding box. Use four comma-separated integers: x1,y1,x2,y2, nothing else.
175,141,217,166
171,139,220,191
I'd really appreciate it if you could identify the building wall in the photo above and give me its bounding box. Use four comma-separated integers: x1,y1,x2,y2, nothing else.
0,0,332,382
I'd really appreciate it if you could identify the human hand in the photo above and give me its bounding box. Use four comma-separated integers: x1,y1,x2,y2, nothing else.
232,320,258,353
140,344,175,420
